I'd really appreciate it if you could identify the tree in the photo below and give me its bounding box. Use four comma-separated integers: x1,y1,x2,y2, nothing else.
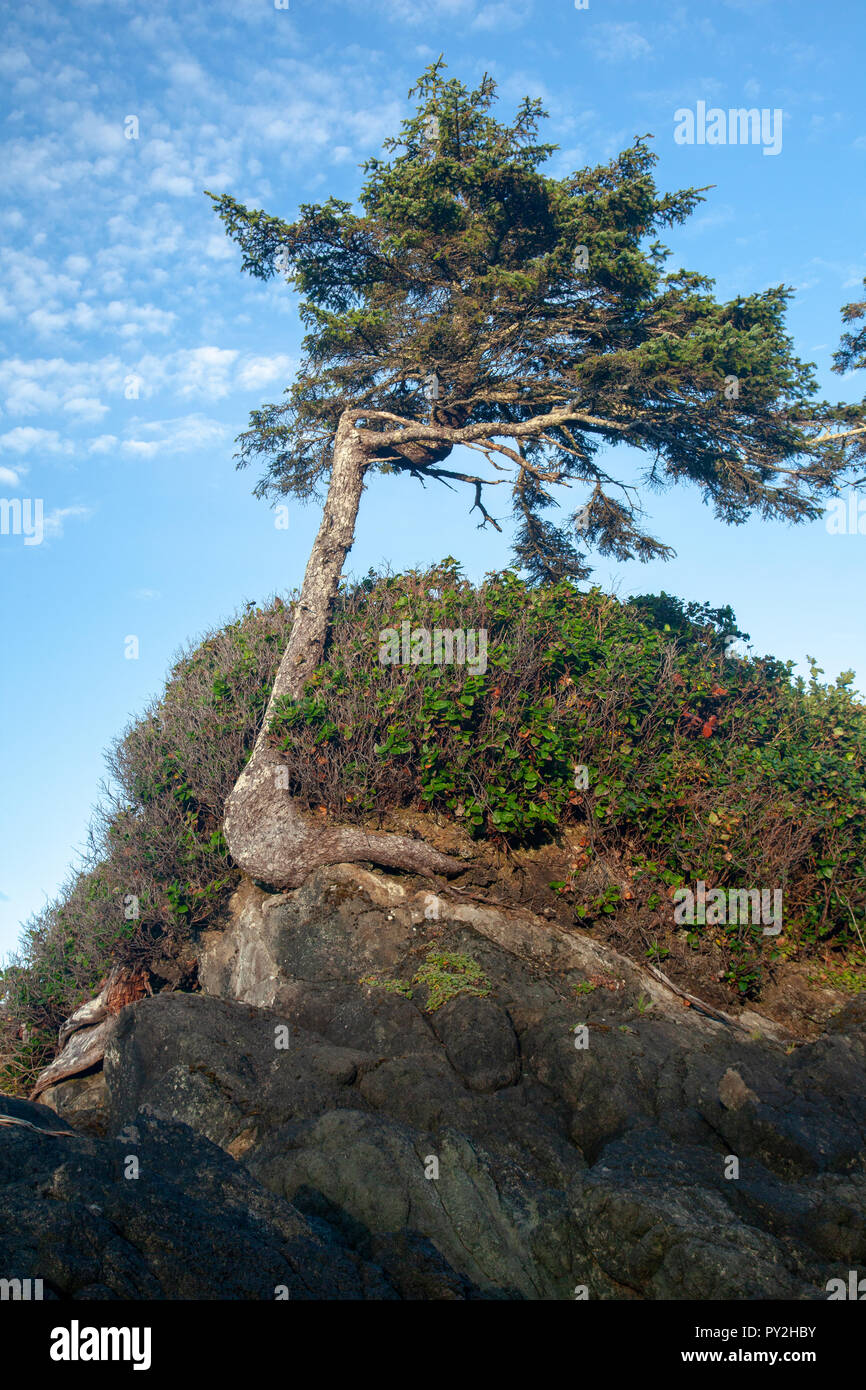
208,60,865,888
833,277,866,478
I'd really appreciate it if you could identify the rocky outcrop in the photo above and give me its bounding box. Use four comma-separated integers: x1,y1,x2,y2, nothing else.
0,1093,483,1299
12,865,866,1300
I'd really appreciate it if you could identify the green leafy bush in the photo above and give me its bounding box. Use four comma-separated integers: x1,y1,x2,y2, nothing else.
269,561,866,991
4,561,865,1092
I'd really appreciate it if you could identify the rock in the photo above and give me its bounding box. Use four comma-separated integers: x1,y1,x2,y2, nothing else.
718,1068,759,1110
34,863,866,1299
826,996,866,1035
0,1097,399,1299
429,996,520,1092
40,1071,109,1137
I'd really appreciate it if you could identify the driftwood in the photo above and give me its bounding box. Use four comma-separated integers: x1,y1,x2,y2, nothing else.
0,1113,78,1138
29,965,150,1102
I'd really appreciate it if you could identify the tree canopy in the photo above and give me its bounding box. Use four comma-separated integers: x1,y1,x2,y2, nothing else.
208,59,865,583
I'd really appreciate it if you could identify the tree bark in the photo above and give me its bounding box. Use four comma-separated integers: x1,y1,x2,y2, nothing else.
272,411,369,706
224,410,464,888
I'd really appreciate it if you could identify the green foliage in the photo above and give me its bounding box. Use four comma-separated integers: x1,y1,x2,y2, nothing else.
412,949,491,1012
208,61,865,586
5,560,866,1089
359,974,414,999
269,561,866,993
820,961,866,995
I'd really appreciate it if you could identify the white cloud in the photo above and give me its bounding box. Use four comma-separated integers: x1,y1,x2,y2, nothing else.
235,354,293,391
204,233,235,261
0,357,121,417
0,465,22,486
172,346,239,399
28,302,99,336
104,301,176,337
471,2,527,33
0,426,72,455
62,396,110,421
119,413,228,458
149,166,196,198
0,348,292,420
88,434,118,455
589,22,652,62
345,0,478,23
0,48,32,79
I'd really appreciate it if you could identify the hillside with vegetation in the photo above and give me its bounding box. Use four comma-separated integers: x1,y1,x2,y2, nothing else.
3,561,865,1096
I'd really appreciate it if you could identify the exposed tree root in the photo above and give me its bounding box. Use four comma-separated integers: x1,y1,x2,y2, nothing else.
224,745,464,890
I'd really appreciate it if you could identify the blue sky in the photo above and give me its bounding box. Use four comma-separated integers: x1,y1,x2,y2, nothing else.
1,0,864,956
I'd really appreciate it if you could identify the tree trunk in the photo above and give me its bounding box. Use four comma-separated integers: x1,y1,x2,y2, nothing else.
271,411,369,708
224,410,463,888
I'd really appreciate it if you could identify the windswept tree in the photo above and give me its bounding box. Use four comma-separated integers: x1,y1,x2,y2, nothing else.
208,60,865,888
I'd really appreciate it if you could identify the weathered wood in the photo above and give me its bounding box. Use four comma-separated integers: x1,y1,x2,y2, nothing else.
30,966,151,1100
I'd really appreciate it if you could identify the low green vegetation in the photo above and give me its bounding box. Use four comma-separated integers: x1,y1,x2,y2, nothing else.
359,974,415,999
412,950,491,1013
3,560,865,1091
359,949,492,1010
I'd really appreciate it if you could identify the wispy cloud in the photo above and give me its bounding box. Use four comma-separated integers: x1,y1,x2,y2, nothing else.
0,350,294,419
471,2,529,33
0,426,73,455
42,505,94,541
589,22,652,63
90,413,228,459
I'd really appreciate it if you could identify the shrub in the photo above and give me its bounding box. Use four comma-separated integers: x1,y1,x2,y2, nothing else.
269,561,866,992
4,561,865,1093
0,599,293,1094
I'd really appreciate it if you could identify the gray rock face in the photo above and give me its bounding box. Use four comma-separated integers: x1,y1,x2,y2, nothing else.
40,1071,110,1137
0,1096,403,1299
19,865,866,1300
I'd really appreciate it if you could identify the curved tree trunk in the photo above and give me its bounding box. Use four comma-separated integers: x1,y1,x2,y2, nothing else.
271,412,369,706
224,411,463,888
